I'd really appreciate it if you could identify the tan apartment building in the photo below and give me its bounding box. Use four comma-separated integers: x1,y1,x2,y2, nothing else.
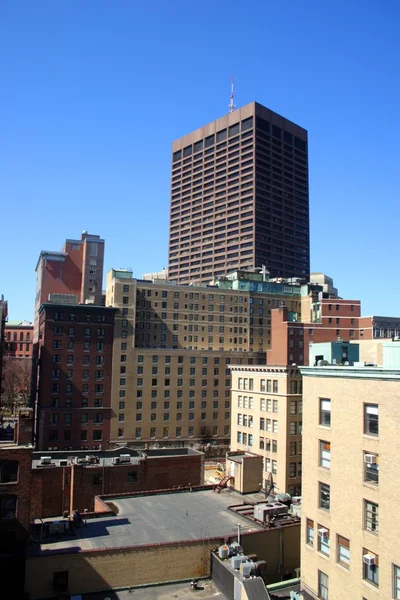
230,365,303,496
299,351,400,600
169,101,309,284
105,268,314,448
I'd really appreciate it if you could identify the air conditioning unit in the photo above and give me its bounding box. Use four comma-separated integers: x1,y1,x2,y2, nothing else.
112,457,120,465
318,528,328,538
364,454,377,465
40,456,52,465
363,554,375,566
119,454,131,463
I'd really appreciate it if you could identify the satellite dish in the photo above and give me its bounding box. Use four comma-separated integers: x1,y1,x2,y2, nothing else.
344,361,350,366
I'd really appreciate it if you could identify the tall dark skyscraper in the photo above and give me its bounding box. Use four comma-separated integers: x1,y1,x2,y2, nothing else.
168,101,309,284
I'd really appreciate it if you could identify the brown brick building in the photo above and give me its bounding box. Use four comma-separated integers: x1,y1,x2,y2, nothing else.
169,101,309,284
35,303,116,451
0,409,34,600
29,446,204,517
268,293,362,366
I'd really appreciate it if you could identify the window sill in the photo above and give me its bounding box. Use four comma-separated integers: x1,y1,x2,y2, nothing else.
336,562,350,572
317,551,330,560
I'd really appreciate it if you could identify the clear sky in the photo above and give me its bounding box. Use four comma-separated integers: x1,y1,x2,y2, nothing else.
1,0,399,321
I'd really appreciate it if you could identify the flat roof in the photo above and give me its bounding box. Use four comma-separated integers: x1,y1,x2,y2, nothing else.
73,580,229,600
31,446,202,469
33,489,263,555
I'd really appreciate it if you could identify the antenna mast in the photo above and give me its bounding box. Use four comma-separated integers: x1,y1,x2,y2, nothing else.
228,75,236,113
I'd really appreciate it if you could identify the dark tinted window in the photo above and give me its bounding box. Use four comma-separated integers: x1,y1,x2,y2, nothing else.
256,116,270,133
284,132,293,144
205,134,215,147
241,117,253,131
183,145,192,157
216,129,227,143
194,140,203,153
229,123,240,137
173,150,181,162
272,125,282,139
294,137,306,151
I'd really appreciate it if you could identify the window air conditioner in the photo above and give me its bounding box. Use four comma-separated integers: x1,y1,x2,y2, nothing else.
318,528,328,538
364,454,377,465
363,554,375,566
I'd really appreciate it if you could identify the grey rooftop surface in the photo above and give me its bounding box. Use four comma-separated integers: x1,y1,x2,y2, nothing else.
76,580,229,600
36,489,262,554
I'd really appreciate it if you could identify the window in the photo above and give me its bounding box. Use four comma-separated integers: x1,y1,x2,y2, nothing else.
318,526,330,556
272,380,278,393
306,518,314,546
364,452,379,484
0,460,18,484
364,404,378,435
393,564,400,599
53,571,69,593
364,500,379,533
320,441,331,469
289,462,296,477
272,460,277,474
318,570,329,600
319,482,330,510
320,398,331,426
363,549,379,587
337,535,350,568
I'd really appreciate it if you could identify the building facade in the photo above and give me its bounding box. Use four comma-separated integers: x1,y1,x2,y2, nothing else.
35,303,116,451
230,365,303,496
4,321,33,358
34,231,105,342
168,101,309,284
299,358,400,600
105,269,317,448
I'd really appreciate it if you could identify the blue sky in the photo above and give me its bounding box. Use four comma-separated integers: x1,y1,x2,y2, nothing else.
1,0,399,320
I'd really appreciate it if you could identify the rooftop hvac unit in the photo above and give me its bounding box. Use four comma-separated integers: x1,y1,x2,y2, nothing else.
318,528,328,538
363,554,375,566
240,561,254,578
59,460,68,467
254,502,288,521
231,555,245,570
40,456,52,465
119,454,131,463
230,541,243,555
218,545,229,559
364,454,377,465
112,457,120,465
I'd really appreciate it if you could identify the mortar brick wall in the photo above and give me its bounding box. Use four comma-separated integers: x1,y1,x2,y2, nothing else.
25,540,220,599
0,446,33,532
31,453,203,517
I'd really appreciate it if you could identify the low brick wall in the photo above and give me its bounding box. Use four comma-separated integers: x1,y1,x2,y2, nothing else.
25,538,222,599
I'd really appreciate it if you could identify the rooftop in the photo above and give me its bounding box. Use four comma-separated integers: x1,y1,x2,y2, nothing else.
31,446,202,469
32,489,263,555
71,580,229,600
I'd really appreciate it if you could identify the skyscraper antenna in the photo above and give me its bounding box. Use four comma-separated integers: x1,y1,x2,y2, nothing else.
228,75,236,113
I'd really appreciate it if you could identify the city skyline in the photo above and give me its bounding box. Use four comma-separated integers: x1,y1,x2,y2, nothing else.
1,1,400,319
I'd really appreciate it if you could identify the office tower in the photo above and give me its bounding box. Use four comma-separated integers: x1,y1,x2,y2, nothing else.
299,343,400,600
230,365,303,496
168,101,309,284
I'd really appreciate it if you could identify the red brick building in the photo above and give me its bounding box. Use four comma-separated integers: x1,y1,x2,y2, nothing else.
268,293,362,366
4,321,34,358
30,447,204,517
35,303,116,451
0,409,34,599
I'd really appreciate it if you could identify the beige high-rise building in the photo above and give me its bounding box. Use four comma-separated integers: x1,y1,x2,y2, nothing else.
169,101,309,284
299,349,400,600
105,269,311,448
230,365,303,496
